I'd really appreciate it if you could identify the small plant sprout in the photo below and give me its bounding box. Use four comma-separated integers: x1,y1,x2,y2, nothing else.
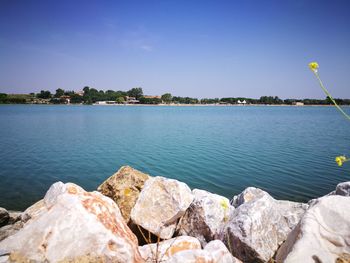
309,62,350,167
309,62,350,121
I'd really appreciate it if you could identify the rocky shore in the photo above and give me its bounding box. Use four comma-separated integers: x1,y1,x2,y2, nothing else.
0,166,349,263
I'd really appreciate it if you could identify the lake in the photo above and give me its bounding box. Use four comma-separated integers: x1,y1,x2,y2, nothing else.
0,105,349,210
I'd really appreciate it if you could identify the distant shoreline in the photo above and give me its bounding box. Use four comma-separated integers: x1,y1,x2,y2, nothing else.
1,103,348,107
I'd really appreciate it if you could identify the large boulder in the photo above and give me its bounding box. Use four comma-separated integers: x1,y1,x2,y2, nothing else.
139,235,201,262
98,166,151,222
131,176,193,239
223,187,307,263
0,182,144,263
165,240,241,263
177,189,234,246
276,195,350,263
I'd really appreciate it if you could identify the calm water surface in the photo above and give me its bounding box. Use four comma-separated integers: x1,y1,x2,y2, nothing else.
1,105,349,210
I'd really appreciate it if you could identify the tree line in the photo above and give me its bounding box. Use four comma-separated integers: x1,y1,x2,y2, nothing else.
0,88,350,105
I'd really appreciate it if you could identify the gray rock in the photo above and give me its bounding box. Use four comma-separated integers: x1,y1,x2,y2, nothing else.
276,195,350,263
131,176,194,239
177,189,234,246
335,181,350,196
223,187,307,263
7,211,22,225
0,208,9,227
0,221,24,242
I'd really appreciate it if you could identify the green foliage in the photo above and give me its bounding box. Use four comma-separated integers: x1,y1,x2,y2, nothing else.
127,87,143,99
37,90,52,99
259,96,283,104
139,97,162,104
116,97,125,104
70,94,84,104
172,96,199,104
54,88,64,98
200,98,219,104
161,93,172,103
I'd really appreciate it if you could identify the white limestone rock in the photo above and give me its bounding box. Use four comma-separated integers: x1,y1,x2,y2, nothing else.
131,176,194,239
223,187,307,263
139,235,201,262
276,195,350,263
177,189,234,246
0,182,144,263
165,240,241,263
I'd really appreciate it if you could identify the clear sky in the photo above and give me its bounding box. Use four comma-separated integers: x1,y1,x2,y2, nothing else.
0,0,350,99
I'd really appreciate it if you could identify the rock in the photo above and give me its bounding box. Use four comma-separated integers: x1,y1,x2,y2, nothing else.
0,182,144,263
276,195,350,263
335,181,350,196
231,187,267,207
98,165,150,222
131,176,194,239
139,235,201,262
308,181,350,207
0,221,24,242
204,240,242,263
0,208,9,227
21,199,46,223
177,189,234,246
7,211,22,225
165,240,241,263
223,187,307,263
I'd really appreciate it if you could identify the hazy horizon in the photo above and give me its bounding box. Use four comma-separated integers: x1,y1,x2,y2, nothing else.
1,0,350,99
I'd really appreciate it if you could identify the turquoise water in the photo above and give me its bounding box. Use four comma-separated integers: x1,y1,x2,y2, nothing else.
0,105,349,210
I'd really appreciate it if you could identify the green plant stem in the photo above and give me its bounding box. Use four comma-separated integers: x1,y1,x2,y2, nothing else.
313,71,350,121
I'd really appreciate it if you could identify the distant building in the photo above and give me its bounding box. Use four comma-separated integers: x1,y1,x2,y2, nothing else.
237,100,247,105
76,91,84,96
59,95,71,104
143,95,161,99
125,96,139,104
293,102,304,106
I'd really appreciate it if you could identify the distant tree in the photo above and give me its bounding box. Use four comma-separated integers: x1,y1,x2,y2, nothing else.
0,93,7,103
139,97,162,104
161,93,172,103
127,87,143,99
116,97,125,104
83,86,90,95
37,90,52,99
55,88,65,98
64,90,75,96
70,94,84,104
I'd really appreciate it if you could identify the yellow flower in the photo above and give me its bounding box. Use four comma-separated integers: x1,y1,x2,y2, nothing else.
335,155,347,166
309,62,319,73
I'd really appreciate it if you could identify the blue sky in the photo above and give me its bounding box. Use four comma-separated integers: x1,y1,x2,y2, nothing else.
0,0,350,98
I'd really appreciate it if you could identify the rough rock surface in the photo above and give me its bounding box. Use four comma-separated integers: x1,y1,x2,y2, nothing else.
0,208,9,227
335,181,350,196
139,236,201,262
177,189,234,246
165,240,241,263
276,195,350,263
131,176,193,239
224,187,307,263
0,221,24,242
0,182,144,263
98,165,150,222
